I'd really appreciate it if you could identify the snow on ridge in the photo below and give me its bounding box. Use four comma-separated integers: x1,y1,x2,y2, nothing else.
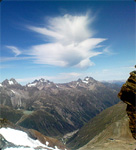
27,83,37,87
82,80,88,84
0,83,3,87
11,90,16,94
39,79,45,82
0,128,62,150
27,79,50,87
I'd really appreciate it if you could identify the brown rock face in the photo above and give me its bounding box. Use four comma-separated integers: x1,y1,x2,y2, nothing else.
118,70,136,139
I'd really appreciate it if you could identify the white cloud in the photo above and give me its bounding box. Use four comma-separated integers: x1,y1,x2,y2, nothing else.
6,46,21,56
27,14,94,44
26,13,107,68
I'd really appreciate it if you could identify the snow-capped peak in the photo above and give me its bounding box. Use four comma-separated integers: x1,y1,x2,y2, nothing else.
82,77,96,84
27,78,52,88
82,77,90,84
33,78,49,84
39,78,45,82
2,78,19,86
10,78,19,84
84,77,89,81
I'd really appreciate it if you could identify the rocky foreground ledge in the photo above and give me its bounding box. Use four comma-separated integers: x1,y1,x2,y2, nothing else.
118,70,136,139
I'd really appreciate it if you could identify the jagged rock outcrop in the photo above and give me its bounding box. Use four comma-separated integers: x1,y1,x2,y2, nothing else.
118,70,136,139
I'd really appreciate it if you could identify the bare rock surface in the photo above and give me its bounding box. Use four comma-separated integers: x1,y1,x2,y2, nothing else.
118,70,136,139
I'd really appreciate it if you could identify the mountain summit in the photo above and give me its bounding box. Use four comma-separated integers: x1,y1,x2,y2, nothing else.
2,78,19,87
27,78,56,90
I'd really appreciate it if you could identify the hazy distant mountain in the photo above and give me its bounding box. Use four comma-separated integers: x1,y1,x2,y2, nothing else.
0,77,120,137
102,80,125,87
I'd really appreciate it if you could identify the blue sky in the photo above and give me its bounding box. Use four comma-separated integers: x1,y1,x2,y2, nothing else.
0,0,135,84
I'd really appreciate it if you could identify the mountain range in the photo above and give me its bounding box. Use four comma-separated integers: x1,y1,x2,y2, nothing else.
0,73,135,150
0,77,120,138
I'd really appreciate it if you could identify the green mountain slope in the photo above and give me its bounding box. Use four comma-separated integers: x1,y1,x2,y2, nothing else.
0,105,23,123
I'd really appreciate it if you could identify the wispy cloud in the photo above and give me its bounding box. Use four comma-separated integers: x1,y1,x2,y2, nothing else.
103,46,117,55
6,46,22,56
0,57,31,62
27,13,95,44
26,13,107,68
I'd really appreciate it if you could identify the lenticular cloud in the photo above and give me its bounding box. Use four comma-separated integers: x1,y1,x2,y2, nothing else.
27,13,106,68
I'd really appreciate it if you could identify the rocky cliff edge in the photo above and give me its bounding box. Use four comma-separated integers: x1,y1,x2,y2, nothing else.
118,70,136,139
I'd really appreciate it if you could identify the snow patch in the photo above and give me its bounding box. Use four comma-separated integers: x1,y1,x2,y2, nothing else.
11,90,16,94
55,146,59,150
27,83,37,87
0,128,46,148
84,77,89,81
0,128,62,150
8,80,14,85
0,83,3,87
46,141,49,146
